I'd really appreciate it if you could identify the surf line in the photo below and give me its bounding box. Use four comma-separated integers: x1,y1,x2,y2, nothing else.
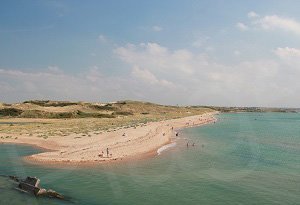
157,142,177,155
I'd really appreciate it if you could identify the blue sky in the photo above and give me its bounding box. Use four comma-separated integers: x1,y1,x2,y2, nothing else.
1,0,300,107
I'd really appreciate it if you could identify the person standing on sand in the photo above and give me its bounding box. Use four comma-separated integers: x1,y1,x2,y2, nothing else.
106,148,109,157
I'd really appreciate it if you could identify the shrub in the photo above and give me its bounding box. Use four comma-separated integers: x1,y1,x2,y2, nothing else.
116,101,127,105
89,104,116,111
76,110,115,118
23,100,50,106
0,108,23,117
113,111,133,116
20,110,75,118
23,100,78,107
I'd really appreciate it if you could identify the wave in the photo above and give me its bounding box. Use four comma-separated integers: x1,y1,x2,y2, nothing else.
157,142,176,155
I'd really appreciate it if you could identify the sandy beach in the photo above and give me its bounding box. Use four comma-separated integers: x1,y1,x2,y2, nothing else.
0,112,217,164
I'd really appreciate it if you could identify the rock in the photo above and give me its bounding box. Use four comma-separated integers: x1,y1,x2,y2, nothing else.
23,176,40,187
45,189,64,199
36,188,47,195
9,175,20,182
18,181,40,195
10,176,64,200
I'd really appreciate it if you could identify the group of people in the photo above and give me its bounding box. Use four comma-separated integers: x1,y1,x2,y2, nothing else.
186,142,196,148
98,147,111,158
97,118,209,158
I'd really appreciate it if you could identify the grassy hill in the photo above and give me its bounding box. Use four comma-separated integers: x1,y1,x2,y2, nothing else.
0,100,212,119
0,100,213,137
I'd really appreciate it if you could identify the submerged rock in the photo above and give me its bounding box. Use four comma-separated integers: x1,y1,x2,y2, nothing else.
9,176,64,200
9,175,20,182
43,189,64,199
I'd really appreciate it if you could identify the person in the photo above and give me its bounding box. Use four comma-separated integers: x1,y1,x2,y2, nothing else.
99,151,104,157
187,142,189,148
106,148,109,157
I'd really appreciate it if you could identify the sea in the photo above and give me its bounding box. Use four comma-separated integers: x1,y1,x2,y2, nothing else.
0,113,299,205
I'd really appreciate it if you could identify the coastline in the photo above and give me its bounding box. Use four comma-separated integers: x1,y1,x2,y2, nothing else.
0,112,218,165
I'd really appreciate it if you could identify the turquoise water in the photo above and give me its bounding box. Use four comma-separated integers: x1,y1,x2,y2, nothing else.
0,113,299,205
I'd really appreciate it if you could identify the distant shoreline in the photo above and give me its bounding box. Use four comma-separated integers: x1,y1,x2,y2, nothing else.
201,106,299,113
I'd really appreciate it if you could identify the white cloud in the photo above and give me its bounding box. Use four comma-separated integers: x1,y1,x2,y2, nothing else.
115,42,196,75
0,67,135,103
152,26,163,32
0,62,179,104
47,65,63,74
234,50,241,56
0,81,14,93
236,22,249,31
254,15,300,35
2,42,300,107
115,42,300,107
131,66,174,88
192,36,210,48
98,34,107,43
85,66,103,83
248,11,259,18
205,46,215,52
274,47,300,67
238,13,300,36
132,66,158,84
274,47,300,58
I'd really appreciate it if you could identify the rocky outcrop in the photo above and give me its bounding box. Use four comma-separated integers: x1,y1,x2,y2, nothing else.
9,176,64,200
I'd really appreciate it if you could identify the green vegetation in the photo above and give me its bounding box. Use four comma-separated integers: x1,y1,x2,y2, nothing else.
0,100,213,137
113,111,133,116
17,110,116,119
76,110,115,118
88,104,116,111
0,108,23,117
20,110,75,118
23,100,78,107
1,100,215,119
141,112,150,115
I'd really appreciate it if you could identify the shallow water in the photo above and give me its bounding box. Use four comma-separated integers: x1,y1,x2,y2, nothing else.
0,113,299,205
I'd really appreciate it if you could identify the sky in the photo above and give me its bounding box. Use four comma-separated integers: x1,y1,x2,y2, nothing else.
1,0,300,107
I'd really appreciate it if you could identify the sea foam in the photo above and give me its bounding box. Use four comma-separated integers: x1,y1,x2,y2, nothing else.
157,142,176,155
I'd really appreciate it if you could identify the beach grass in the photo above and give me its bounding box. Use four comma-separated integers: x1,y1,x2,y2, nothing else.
0,100,213,137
